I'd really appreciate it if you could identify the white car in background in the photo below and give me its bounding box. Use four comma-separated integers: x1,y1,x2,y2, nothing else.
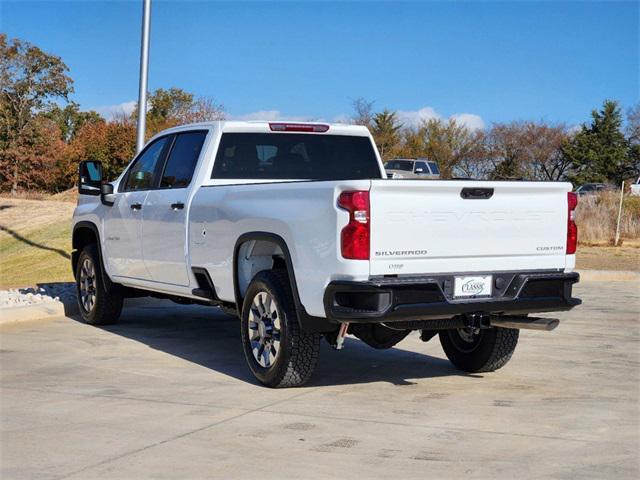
384,158,440,179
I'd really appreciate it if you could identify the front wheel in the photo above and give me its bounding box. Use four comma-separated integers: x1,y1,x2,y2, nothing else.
75,244,123,325
240,270,321,388
439,327,519,373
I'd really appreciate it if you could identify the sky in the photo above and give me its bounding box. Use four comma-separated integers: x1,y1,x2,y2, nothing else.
2,0,638,129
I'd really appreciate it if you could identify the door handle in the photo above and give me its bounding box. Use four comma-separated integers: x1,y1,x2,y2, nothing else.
130,202,142,211
170,202,185,210
460,187,494,200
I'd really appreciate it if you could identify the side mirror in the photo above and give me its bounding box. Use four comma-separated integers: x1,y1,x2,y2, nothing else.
100,182,115,207
78,160,103,195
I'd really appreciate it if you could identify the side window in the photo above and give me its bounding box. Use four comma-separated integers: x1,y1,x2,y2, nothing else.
428,162,440,174
122,137,170,191
414,161,428,173
160,131,207,189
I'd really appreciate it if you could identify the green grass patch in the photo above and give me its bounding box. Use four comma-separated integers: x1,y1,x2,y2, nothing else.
0,221,73,288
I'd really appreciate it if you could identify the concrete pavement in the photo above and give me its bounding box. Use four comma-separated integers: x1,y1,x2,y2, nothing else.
1,281,638,479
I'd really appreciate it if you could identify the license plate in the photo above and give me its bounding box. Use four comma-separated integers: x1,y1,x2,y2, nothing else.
454,275,493,298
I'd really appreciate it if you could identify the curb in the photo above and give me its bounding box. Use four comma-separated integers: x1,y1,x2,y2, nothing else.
0,302,70,325
579,270,640,282
0,297,163,326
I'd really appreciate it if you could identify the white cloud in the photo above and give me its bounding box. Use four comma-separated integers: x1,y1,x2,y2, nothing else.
449,113,485,131
94,100,137,120
568,124,582,135
332,113,351,124
395,106,485,131
231,110,317,122
397,106,440,128
233,109,283,121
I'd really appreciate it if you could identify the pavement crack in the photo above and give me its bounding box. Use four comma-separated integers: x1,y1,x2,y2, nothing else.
1,385,246,412
258,409,596,445
55,387,319,479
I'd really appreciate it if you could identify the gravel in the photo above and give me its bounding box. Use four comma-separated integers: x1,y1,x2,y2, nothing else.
0,283,76,308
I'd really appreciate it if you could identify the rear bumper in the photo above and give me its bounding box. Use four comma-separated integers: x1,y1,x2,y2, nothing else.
324,271,581,323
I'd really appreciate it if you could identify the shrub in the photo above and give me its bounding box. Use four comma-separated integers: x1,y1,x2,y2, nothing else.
575,191,640,245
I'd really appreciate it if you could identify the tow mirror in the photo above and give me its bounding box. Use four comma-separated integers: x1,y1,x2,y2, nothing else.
78,160,103,196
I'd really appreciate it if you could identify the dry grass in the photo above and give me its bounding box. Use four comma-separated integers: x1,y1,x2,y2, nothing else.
575,192,640,246
576,245,640,271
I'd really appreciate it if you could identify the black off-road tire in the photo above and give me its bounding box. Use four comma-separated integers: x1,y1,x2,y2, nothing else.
240,270,321,388
75,244,123,325
439,327,519,373
351,324,410,350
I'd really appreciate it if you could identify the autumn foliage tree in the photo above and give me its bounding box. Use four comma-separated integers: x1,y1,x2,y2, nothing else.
486,121,570,181
66,117,136,184
133,87,225,137
407,119,486,179
0,34,73,193
370,109,402,160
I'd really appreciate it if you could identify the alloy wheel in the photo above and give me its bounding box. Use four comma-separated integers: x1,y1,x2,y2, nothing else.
79,257,97,313
247,291,282,368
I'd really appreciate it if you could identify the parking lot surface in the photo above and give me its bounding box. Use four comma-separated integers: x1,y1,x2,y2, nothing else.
1,281,639,479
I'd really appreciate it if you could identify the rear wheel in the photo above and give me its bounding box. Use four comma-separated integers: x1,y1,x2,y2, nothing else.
75,244,123,325
240,270,320,388
439,326,518,373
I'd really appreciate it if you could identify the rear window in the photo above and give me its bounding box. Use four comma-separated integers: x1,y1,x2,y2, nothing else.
211,133,382,181
384,160,413,171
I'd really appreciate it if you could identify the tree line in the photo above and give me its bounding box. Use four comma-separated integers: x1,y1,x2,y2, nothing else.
1,34,638,194
0,35,224,194
353,98,639,185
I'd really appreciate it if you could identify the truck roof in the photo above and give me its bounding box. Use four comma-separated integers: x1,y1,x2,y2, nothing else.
152,120,371,139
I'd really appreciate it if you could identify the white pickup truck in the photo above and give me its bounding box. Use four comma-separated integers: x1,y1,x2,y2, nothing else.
72,121,581,387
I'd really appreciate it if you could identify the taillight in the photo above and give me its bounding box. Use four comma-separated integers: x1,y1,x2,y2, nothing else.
338,191,370,260
567,192,578,254
269,122,330,133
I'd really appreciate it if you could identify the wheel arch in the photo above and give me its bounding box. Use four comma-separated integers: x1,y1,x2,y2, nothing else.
233,232,334,333
72,221,115,292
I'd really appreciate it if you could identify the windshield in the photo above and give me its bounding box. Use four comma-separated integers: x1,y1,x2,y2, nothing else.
384,160,413,171
212,133,382,180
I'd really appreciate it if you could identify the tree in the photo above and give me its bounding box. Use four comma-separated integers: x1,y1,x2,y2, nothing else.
520,122,570,181
627,103,640,144
371,109,402,160
133,87,225,136
349,97,375,128
483,121,568,181
563,100,633,185
42,102,103,142
69,116,136,182
485,122,529,180
418,118,485,179
0,34,73,194
626,104,640,181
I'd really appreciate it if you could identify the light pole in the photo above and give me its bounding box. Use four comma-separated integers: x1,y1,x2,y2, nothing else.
136,0,152,153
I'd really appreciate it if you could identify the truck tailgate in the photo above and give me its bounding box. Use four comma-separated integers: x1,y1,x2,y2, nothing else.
369,180,571,276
